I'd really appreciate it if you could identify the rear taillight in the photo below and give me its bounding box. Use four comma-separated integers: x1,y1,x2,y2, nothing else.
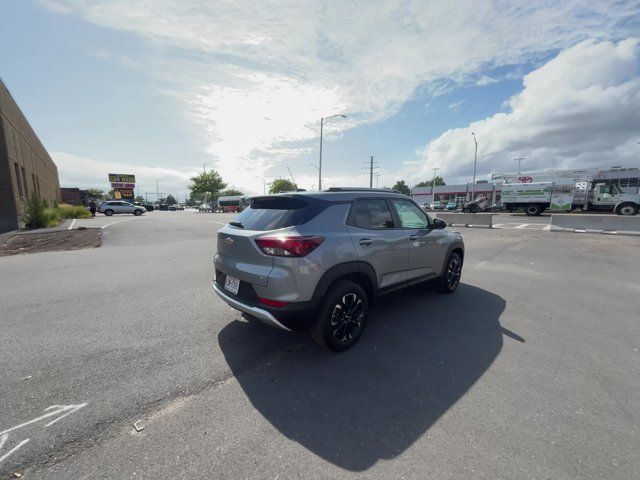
255,235,325,257
258,298,289,308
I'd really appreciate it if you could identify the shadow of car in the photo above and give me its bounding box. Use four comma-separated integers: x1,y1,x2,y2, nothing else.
218,283,512,471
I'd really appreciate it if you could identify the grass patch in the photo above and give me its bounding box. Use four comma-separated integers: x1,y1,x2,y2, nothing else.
55,204,91,219
24,196,90,230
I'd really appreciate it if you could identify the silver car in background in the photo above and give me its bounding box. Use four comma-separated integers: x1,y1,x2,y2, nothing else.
98,201,146,216
213,188,465,351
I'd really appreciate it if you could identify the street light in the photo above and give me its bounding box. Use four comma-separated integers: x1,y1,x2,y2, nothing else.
318,114,347,191
514,156,526,174
255,176,266,195
430,167,439,203
471,132,478,198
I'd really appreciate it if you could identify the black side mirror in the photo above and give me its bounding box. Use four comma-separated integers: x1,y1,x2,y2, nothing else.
433,218,447,230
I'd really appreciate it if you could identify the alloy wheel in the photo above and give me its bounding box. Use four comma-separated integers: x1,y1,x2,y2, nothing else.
329,293,365,344
447,256,462,289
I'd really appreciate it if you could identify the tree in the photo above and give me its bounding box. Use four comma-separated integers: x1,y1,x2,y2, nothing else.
87,188,105,200
134,196,145,203
189,170,227,199
414,176,446,188
166,194,178,205
218,189,243,197
391,180,410,196
269,178,297,194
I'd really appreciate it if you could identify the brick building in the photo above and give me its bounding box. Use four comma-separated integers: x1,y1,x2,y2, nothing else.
0,79,60,233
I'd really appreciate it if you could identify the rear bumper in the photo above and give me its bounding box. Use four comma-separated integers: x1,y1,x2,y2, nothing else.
213,283,292,331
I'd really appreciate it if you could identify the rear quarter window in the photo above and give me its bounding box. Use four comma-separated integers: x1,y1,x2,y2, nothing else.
231,196,320,231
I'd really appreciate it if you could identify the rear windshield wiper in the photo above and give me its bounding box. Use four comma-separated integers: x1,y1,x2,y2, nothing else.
229,221,244,228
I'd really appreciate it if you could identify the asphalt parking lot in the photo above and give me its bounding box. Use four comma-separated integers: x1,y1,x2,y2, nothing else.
1,210,639,479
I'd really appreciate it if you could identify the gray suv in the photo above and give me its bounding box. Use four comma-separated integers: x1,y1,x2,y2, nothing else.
98,201,145,216
213,189,464,351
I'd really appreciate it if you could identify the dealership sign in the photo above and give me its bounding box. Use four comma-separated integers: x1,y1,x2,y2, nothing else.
108,173,136,183
110,182,135,189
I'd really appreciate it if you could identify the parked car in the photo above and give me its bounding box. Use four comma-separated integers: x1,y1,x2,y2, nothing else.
133,202,154,212
176,204,185,211
430,201,444,210
98,201,145,216
213,189,465,351
445,201,458,211
168,205,177,211
158,204,169,211
199,204,212,212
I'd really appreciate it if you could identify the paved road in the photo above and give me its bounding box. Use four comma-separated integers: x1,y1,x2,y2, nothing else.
1,212,639,479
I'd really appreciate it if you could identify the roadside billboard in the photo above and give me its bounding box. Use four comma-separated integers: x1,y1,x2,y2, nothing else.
108,173,136,183
108,173,135,201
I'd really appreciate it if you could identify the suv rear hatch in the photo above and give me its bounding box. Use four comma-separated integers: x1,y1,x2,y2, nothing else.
216,195,322,287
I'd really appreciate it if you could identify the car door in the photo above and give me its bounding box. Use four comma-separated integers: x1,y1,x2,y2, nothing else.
346,198,409,290
390,198,448,282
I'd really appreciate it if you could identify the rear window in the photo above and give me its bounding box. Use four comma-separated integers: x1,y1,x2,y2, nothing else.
231,196,318,231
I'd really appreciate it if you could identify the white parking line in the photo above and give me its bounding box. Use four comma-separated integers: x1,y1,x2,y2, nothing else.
67,219,76,230
100,218,146,229
514,223,529,229
206,221,228,226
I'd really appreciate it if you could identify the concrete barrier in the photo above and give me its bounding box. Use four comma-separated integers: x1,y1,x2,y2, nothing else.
550,214,640,236
436,212,493,228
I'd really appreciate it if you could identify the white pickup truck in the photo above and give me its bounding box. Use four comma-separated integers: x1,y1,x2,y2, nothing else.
501,181,640,216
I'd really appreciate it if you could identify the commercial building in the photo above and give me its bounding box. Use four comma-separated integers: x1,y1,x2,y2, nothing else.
60,187,89,206
0,79,60,232
412,167,640,205
412,181,502,206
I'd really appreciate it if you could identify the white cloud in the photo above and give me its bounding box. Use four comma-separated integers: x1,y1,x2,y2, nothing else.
476,75,498,86
408,38,640,184
54,152,200,201
40,1,640,192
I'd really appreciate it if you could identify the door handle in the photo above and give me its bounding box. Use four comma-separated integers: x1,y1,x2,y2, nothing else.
409,234,418,241
358,238,372,246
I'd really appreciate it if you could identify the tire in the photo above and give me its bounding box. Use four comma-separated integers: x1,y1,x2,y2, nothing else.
436,252,463,294
525,204,541,216
134,209,143,216
309,280,369,352
616,203,638,216
104,209,114,216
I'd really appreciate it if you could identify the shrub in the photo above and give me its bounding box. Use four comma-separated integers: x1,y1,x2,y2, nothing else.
24,193,50,229
56,204,91,219
43,208,62,227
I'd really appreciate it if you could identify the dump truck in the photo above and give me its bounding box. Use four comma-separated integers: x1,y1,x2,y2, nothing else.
501,181,640,216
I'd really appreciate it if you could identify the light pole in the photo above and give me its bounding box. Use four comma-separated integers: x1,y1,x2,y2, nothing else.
318,114,347,191
471,132,478,199
514,156,526,174
430,167,439,203
255,176,266,195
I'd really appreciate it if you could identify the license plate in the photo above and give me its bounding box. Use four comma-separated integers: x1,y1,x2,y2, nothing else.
224,275,240,295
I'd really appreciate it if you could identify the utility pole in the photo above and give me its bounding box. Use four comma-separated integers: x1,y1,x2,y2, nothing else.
430,167,440,203
156,180,159,203
203,163,206,174
369,156,374,188
514,156,526,174
471,132,478,199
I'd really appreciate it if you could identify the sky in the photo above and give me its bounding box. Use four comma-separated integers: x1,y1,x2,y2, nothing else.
1,0,639,199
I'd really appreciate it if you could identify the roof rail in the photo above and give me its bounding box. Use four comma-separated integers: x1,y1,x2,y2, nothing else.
325,187,403,194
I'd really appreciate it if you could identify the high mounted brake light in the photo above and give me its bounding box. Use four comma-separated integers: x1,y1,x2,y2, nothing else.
255,236,325,257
